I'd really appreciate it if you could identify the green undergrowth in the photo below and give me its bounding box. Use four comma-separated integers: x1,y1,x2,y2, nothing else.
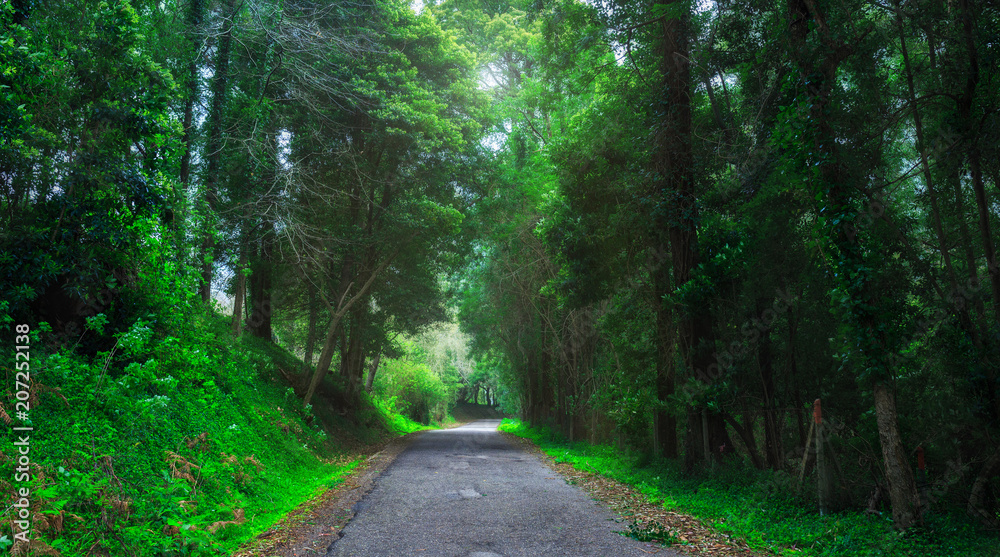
370,395,447,434
0,310,429,556
500,419,1000,557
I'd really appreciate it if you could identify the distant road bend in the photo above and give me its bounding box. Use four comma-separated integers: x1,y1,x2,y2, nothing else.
325,420,677,557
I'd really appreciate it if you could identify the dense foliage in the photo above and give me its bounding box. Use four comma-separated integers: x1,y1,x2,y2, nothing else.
0,0,482,553
2,0,1000,553
442,0,1000,542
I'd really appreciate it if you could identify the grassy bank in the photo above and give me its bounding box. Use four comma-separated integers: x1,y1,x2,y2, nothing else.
0,310,429,556
500,419,999,557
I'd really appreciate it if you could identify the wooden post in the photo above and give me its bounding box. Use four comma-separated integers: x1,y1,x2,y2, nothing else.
815,398,827,516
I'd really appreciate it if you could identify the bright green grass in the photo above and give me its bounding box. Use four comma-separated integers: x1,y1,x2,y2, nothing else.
0,312,436,556
211,457,362,553
369,396,438,435
500,419,1000,557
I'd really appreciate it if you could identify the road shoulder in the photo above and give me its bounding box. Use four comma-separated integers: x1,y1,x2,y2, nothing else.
500,431,775,557
233,431,423,557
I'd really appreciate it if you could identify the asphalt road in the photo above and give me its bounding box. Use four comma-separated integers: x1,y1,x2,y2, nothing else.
325,420,676,557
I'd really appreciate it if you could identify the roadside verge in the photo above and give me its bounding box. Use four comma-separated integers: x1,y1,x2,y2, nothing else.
499,428,774,557
232,431,423,557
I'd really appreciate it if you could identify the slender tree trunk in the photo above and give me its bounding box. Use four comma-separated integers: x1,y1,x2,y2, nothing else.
303,251,398,407
523,351,535,423
341,305,367,393
231,252,246,336
306,316,345,408
173,0,203,262
952,174,985,323
199,235,215,304
958,0,1000,318
178,68,196,263
365,352,381,393
247,226,273,341
653,0,725,469
723,411,763,469
897,4,973,337
539,343,554,424
788,302,807,449
759,299,782,470
179,88,196,190
303,281,318,373
968,153,1000,316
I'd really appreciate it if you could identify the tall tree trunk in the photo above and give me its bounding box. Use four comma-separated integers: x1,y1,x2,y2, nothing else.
787,301,807,449
523,349,536,423
952,174,985,324
199,0,236,303
247,229,273,341
177,1,203,262
199,235,215,304
968,151,999,316
896,4,975,339
539,342,554,424
958,0,1000,318
653,0,723,469
178,0,204,191
341,304,367,393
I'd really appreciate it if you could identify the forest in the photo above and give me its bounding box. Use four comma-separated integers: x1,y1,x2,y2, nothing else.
1,0,1000,554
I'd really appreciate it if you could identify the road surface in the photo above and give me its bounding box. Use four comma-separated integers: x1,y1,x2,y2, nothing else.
325,420,676,557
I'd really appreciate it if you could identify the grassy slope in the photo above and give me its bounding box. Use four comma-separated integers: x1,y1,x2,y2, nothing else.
0,311,428,556
500,419,1000,557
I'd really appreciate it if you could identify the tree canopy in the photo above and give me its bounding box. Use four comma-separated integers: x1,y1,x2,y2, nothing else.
2,0,1000,551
